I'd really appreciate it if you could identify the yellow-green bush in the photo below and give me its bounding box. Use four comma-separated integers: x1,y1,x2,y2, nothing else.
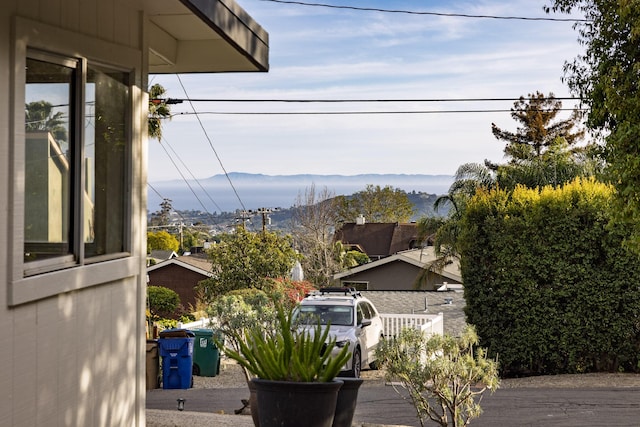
460,178,640,375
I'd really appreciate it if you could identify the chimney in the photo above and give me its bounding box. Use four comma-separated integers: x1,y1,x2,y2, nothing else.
356,214,365,225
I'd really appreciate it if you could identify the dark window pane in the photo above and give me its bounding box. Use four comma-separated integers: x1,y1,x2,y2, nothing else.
84,66,129,257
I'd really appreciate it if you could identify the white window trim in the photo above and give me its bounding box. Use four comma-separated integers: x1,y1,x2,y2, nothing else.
9,16,144,306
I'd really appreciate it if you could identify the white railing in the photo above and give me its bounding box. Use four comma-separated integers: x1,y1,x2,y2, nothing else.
177,317,211,330
178,313,445,340
379,312,444,339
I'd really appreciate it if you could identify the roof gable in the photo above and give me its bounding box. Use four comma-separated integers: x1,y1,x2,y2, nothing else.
147,255,212,276
334,248,462,283
335,222,419,258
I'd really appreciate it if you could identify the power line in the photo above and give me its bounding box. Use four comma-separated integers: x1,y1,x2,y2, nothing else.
146,183,187,222
154,96,581,104
160,136,225,214
170,108,586,116
259,0,590,22
155,136,217,218
174,74,249,214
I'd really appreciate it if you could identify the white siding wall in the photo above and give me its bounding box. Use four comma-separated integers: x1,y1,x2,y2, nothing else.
0,1,147,425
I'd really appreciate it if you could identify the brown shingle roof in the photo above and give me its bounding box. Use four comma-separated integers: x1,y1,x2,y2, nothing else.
334,222,419,259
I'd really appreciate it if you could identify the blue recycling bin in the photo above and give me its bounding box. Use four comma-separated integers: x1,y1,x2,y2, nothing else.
159,329,195,389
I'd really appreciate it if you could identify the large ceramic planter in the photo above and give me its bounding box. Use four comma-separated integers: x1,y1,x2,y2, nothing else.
248,380,260,427
332,377,364,427
252,378,344,427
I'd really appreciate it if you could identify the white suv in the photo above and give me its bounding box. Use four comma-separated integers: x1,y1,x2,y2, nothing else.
295,287,384,378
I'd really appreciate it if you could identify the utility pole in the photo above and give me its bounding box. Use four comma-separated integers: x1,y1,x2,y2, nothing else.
234,210,252,230
235,208,280,233
256,207,279,234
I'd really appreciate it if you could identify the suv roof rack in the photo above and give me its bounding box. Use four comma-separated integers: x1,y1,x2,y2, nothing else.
318,287,361,298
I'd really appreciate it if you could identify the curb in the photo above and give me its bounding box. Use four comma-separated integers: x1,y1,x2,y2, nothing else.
146,409,413,427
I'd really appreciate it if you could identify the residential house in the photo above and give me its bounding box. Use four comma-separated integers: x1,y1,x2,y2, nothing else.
147,255,212,311
1,1,268,425
148,249,179,264
333,248,462,291
334,219,421,260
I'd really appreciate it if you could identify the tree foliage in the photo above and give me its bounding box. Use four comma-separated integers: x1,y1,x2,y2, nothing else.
149,198,173,227
548,1,640,250
459,177,640,375
197,227,300,302
490,91,584,162
147,230,179,253
148,84,171,140
147,285,181,320
290,184,342,287
207,292,279,383
25,100,68,144
488,91,600,190
376,325,499,427
335,184,414,225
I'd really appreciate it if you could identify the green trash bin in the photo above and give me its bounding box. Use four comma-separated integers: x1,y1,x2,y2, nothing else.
191,328,221,377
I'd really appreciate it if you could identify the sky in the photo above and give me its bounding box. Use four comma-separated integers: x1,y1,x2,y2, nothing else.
147,0,585,184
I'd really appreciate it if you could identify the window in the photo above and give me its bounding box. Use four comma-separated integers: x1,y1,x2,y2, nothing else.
358,301,372,320
342,281,368,291
23,50,130,275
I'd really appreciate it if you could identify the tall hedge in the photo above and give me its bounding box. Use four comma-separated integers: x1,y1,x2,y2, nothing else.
459,178,640,375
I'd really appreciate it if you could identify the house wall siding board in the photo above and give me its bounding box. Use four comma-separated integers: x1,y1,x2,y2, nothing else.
39,0,62,26
353,261,423,291
79,0,99,37
10,304,38,426
57,292,80,427
0,3,145,425
1,1,265,425
60,0,81,32
16,0,40,18
35,301,60,426
0,9,11,427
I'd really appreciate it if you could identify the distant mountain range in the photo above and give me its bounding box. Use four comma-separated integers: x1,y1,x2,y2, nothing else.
148,172,454,213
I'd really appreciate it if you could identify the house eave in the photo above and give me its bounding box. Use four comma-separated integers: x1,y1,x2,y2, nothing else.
147,258,212,277
147,0,269,74
333,248,463,283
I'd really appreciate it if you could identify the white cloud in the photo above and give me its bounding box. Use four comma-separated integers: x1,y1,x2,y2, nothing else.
148,0,585,182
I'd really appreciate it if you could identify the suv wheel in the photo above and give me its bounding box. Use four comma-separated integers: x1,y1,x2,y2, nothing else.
348,348,361,378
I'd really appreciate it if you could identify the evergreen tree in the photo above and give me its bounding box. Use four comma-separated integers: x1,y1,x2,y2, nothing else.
548,1,640,250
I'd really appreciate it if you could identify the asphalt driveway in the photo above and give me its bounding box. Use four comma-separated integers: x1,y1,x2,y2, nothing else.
146,383,640,427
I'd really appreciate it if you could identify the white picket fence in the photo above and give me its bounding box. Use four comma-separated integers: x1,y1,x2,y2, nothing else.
379,312,444,339
178,313,444,341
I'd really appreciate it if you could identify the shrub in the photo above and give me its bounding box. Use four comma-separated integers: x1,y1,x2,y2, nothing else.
459,178,640,375
147,285,181,320
376,325,499,427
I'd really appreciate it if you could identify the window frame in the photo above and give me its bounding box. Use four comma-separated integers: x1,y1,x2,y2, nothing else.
9,16,143,306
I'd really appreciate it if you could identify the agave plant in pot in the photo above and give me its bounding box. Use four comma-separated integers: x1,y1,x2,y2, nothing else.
223,302,352,427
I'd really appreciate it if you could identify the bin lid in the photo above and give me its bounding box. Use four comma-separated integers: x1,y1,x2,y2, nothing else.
159,328,195,338
191,328,214,337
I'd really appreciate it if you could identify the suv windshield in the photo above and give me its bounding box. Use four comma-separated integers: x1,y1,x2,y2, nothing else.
296,305,354,326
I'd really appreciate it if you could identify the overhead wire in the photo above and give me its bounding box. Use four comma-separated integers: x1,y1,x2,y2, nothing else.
147,182,187,223
158,97,584,116
170,108,585,116
258,0,590,22
160,135,226,215
174,74,251,217
148,3,586,216
154,96,582,103
155,136,217,218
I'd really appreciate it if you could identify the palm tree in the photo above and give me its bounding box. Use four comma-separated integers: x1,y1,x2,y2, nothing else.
413,163,496,290
25,100,68,143
148,84,172,140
